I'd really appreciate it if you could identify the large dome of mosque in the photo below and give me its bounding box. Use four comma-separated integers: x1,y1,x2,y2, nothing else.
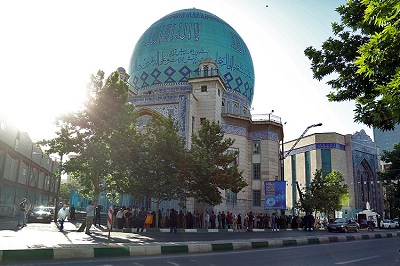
128,8,255,105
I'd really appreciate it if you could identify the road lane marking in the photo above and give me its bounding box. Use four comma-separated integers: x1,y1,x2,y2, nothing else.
335,255,380,264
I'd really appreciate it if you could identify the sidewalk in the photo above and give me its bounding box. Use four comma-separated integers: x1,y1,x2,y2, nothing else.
1,217,399,263
0,216,18,230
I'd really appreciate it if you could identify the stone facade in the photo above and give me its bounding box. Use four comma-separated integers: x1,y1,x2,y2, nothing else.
128,70,283,215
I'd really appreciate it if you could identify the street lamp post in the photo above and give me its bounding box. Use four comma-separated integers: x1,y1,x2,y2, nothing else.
280,123,323,216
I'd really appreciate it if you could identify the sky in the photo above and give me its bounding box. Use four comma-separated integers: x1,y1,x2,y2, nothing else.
0,0,373,142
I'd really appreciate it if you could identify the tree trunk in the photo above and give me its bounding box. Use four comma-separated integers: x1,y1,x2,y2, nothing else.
155,200,160,229
202,203,206,229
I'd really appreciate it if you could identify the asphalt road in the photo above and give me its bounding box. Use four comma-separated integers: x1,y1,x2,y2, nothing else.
3,236,399,266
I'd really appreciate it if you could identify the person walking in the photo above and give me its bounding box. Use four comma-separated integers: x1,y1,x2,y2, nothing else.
17,198,28,227
116,207,125,229
271,213,277,231
94,205,101,226
221,211,226,229
237,213,242,230
85,201,95,235
210,211,216,229
204,211,210,229
69,205,76,221
137,207,147,233
169,209,178,234
247,211,254,232
57,204,70,231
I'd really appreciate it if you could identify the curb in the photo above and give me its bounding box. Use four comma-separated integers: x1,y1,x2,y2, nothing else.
121,228,324,233
1,232,399,262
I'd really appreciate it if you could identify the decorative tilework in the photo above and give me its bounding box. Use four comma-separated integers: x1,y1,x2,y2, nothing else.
351,129,374,147
221,124,279,142
137,84,191,95
128,93,188,137
223,89,251,109
249,131,279,141
150,69,162,85
352,143,377,154
129,8,255,104
222,124,247,137
287,143,346,157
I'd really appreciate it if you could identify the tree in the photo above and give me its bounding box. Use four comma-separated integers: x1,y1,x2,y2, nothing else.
297,170,349,217
304,0,400,130
296,184,315,214
379,143,400,218
41,70,138,205
59,180,80,204
130,115,188,228
188,119,247,208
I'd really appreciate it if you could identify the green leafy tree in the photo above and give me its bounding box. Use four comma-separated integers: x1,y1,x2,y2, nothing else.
296,183,315,214
188,119,247,208
59,180,80,204
38,123,79,212
297,170,349,217
304,0,400,130
379,143,400,218
41,70,138,205
130,115,188,228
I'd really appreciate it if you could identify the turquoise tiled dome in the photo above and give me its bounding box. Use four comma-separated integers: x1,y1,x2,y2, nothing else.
128,8,254,105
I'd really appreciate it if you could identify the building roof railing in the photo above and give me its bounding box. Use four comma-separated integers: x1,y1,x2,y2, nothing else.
251,113,282,124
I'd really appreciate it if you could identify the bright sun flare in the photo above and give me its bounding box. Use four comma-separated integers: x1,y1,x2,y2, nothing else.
1,82,86,141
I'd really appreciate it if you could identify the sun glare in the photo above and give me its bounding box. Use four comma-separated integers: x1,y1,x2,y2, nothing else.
1,81,87,142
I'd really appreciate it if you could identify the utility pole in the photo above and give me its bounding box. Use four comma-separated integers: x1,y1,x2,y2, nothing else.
280,123,323,216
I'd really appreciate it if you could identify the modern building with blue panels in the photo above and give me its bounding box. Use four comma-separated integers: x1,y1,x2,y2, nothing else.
283,130,383,218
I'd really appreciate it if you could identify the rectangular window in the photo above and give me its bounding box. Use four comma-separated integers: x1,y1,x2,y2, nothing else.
305,151,311,191
252,140,260,154
321,149,332,177
252,163,261,179
192,116,195,133
291,155,297,208
225,189,237,204
217,88,220,96
252,190,261,207
201,85,207,92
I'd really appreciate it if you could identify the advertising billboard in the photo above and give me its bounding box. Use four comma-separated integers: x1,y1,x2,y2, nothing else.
264,181,286,210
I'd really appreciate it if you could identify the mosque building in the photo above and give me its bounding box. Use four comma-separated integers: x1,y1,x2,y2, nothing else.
121,8,284,214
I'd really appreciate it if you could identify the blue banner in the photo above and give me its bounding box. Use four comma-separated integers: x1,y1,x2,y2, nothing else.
264,181,286,210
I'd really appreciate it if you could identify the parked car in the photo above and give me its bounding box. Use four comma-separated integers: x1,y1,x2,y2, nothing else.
393,218,399,228
327,218,360,233
380,219,396,229
27,206,55,223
